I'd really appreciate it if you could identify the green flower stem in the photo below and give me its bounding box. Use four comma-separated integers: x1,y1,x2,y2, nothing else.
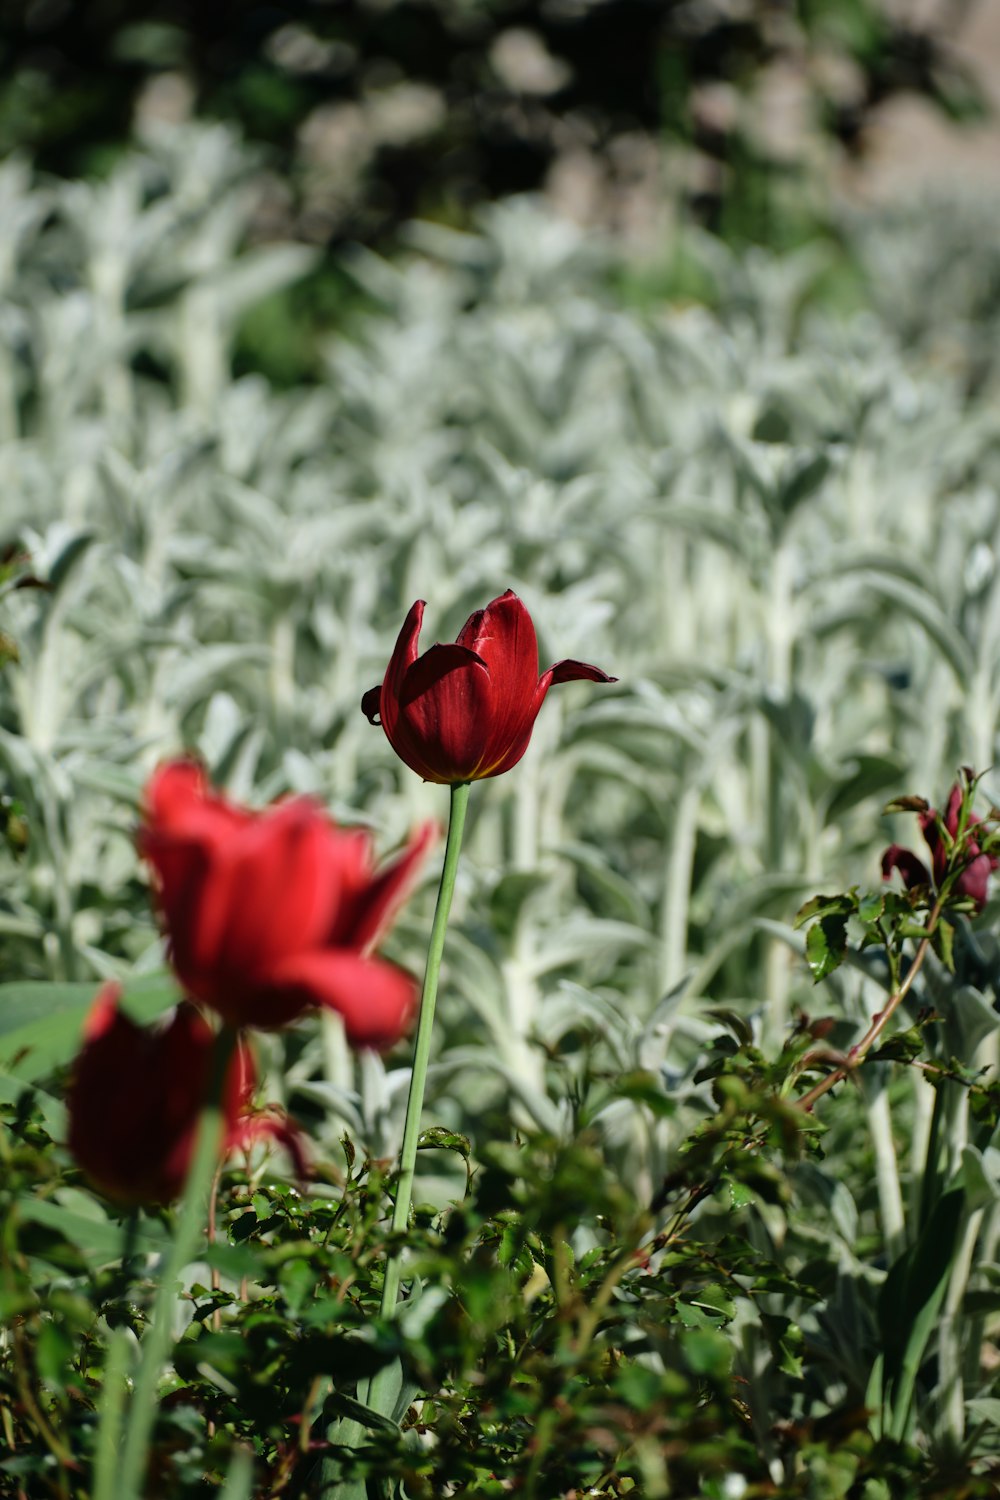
379,779,470,1323
115,1024,237,1500
93,1329,129,1500
356,780,471,1434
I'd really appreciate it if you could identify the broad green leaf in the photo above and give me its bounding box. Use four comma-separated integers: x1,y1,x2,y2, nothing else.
960,1145,1000,1211
966,1397,1000,1431
879,1187,965,1440
16,1198,169,1266
0,973,180,1081
325,1390,399,1437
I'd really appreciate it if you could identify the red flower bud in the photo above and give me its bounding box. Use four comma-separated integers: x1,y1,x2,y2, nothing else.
362,590,616,784
67,984,254,1205
140,760,434,1041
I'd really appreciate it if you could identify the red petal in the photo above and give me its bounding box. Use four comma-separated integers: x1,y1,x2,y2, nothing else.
477,656,618,778
233,1109,310,1180
881,845,931,890
335,819,437,951
142,832,234,991
941,784,964,838
212,800,341,975
543,658,619,689
395,643,492,782
260,951,417,1048
378,600,426,748
458,591,537,693
144,760,250,841
141,761,252,992
458,592,542,776
68,997,224,1205
958,852,994,911
81,980,124,1042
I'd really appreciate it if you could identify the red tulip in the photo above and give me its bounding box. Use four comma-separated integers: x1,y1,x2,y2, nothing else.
140,760,433,1041
67,984,255,1205
361,590,616,784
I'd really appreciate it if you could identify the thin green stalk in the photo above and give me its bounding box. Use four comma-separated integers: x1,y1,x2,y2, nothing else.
368,780,470,1401
114,1026,237,1500
93,1330,130,1500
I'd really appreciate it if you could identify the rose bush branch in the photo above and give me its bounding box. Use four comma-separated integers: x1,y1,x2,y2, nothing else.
797,895,943,1113
795,772,1000,1113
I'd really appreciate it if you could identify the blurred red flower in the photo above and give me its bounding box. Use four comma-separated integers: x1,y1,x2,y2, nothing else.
882,782,998,913
140,760,433,1041
67,984,255,1205
362,590,616,784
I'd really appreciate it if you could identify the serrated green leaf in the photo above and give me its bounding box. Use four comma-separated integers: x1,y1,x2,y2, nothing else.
932,919,956,973
794,892,856,929
805,913,849,981
857,890,885,924
417,1127,471,1160
870,1027,924,1064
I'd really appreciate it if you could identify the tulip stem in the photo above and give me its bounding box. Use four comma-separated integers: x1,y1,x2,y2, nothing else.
113,1024,237,1500
376,781,470,1323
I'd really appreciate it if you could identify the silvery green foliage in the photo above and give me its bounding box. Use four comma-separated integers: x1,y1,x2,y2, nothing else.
2,129,1000,1187
6,127,1000,1457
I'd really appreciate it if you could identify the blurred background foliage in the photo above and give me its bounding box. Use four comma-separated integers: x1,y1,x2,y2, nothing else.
0,0,986,256
2,0,994,391
4,1,1000,1493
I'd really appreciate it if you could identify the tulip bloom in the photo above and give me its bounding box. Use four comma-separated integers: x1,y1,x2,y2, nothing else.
140,760,433,1041
882,782,998,913
67,984,256,1205
362,590,616,784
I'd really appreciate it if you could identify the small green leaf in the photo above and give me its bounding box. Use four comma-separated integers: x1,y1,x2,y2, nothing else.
857,889,885,925
805,914,849,982
681,1328,732,1379
883,795,930,815
725,1176,754,1209
794,892,856,930
869,1027,925,1064
932,919,956,973
36,1322,74,1390
417,1127,471,1160
703,1007,754,1047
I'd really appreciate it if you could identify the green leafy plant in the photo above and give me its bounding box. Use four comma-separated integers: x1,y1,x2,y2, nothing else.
3,126,1000,1496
